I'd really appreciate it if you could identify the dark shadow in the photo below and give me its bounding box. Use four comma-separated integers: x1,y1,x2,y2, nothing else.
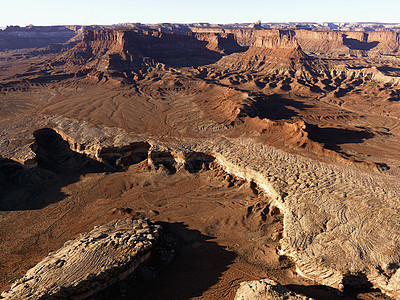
306,126,375,151
149,151,177,174
280,84,292,91
334,86,353,98
254,79,266,89
349,78,363,87
343,34,379,51
184,152,215,173
285,283,384,300
0,128,147,211
103,222,236,300
377,66,400,76
110,30,245,68
99,141,150,168
0,157,65,211
244,93,313,121
342,272,374,293
33,128,108,173
268,82,277,88
309,85,324,93
323,84,337,92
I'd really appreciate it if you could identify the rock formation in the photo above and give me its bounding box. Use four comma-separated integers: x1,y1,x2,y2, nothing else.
1,218,160,299
217,30,326,75
235,279,313,300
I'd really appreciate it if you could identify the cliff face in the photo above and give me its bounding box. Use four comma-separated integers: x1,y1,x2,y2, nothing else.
367,31,400,54
67,29,244,70
251,30,310,59
290,30,400,56
217,30,321,74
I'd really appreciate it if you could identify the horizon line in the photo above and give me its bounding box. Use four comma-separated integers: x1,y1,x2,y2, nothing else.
2,21,400,28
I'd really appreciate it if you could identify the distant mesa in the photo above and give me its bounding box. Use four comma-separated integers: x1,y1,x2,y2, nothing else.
248,20,263,29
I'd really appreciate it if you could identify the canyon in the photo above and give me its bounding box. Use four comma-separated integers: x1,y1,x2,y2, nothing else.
0,23,400,299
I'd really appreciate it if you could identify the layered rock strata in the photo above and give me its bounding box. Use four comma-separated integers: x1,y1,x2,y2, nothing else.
0,218,160,299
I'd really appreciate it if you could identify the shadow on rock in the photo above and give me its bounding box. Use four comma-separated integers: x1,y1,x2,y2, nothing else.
0,129,113,211
343,35,379,51
118,222,236,300
305,126,375,151
245,93,313,121
286,274,382,300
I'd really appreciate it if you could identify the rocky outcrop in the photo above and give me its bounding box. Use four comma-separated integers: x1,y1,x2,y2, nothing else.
1,218,160,299
234,279,313,300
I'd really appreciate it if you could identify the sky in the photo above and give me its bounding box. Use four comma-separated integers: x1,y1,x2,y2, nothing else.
1,0,400,27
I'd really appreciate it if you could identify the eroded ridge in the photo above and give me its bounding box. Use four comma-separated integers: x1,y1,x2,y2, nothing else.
0,218,160,300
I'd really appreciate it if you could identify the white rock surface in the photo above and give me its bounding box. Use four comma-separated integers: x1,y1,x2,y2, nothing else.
235,279,314,300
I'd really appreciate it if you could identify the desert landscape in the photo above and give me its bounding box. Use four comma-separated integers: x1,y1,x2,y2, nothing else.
0,20,399,299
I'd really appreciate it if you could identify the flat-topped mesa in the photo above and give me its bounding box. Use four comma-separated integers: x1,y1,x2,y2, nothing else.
251,30,310,59
294,30,400,56
66,29,243,71
216,30,323,74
